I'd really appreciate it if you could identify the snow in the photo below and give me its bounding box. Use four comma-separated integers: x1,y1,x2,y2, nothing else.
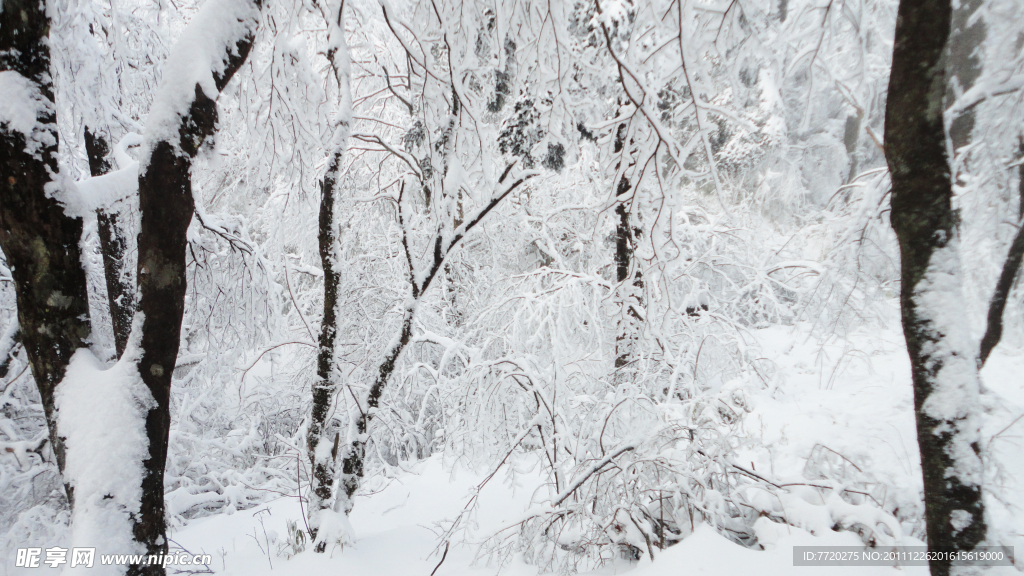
2,0,1024,571
912,240,984,486
160,444,992,576
61,133,141,218
977,348,1024,562
0,71,53,154
74,166,138,214
3,316,1023,576
55,349,155,575
310,509,354,552
142,0,259,158
39,322,997,576
0,437,45,472
0,320,17,361
743,321,925,526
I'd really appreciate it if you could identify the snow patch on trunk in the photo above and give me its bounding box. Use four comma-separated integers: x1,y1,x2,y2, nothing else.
310,509,355,553
75,164,139,214
56,349,155,574
0,71,54,155
911,239,983,486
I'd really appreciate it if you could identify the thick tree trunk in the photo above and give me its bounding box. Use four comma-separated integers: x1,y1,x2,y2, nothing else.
884,0,986,573
85,128,135,358
0,0,90,506
129,6,261,572
132,136,199,576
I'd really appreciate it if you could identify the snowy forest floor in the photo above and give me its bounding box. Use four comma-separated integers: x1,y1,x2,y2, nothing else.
4,314,1023,576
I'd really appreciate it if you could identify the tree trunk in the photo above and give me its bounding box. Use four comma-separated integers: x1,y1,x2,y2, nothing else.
612,123,642,372
133,133,199,576
0,0,90,506
946,0,985,152
884,0,987,573
85,128,134,358
978,139,1024,366
337,309,414,514
306,1,352,550
307,152,344,548
129,6,261,572
329,169,531,540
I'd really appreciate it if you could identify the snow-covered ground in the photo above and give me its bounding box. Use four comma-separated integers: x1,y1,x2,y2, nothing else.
4,321,1021,576
164,458,926,576
165,322,1024,576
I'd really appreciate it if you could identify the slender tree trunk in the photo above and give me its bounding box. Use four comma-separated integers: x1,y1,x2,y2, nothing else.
612,123,642,372
308,152,345,548
0,0,90,506
946,0,985,152
129,5,261,571
331,168,531,536
978,139,1024,366
336,309,414,514
85,128,134,358
884,0,986,573
306,0,352,550
0,321,21,378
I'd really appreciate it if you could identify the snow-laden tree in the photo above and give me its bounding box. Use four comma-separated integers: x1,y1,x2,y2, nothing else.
2,0,264,571
0,0,90,507
885,0,1024,574
1,0,1022,573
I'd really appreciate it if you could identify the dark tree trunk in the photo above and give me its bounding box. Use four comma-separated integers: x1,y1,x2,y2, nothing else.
133,137,197,576
978,140,1024,366
305,8,352,549
332,168,531,532
130,17,260,575
307,152,343,549
884,0,986,573
0,322,21,378
0,0,90,506
337,308,414,514
84,128,134,358
946,0,985,152
612,123,642,371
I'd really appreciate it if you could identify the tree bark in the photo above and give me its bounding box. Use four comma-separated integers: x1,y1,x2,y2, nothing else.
946,0,985,152
884,0,987,573
0,0,91,506
305,1,353,550
85,128,135,358
130,7,261,572
0,321,21,379
307,152,344,548
978,140,1024,366
612,123,642,372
